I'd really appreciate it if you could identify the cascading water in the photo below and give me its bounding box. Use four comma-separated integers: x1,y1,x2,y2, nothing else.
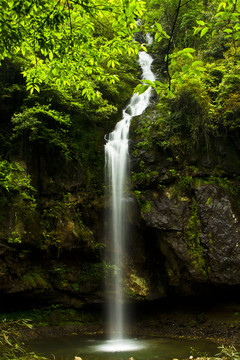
28,50,219,360
104,50,155,351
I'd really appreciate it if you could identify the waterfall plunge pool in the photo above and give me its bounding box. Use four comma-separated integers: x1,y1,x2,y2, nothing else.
29,335,218,360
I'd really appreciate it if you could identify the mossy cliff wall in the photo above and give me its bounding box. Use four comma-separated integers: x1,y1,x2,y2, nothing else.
127,99,240,301
1,56,240,311
0,58,138,311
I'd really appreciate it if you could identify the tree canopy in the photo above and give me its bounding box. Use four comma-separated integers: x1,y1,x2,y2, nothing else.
129,0,235,96
0,0,146,98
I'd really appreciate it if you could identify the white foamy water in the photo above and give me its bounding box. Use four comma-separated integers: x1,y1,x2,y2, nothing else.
104,51,155,342
95,338,147,352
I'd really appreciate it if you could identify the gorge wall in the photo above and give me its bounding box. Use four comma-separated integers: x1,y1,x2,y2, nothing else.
127,105,240,302
1,55,240,312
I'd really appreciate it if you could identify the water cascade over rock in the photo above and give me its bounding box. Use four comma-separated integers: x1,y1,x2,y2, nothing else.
104,51,155,349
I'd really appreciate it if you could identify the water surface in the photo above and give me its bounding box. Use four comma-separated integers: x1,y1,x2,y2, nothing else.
30,335,218,360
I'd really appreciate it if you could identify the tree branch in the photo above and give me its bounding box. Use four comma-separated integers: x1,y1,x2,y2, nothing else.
165,0,182,90
165,0,193,90
180,0,192,8
66,0,73,46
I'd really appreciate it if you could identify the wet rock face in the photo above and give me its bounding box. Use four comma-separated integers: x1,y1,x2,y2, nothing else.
194,185,240,284
0,145,105,310
128,109,240,300
1,95,240,309
136,186,240,289
140,191,189,231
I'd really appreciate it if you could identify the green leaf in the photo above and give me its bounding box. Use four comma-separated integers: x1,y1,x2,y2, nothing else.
34,85,40,92
196,20,205,26
177,77,183,85
184,53,194,60
180,48,196,53
162,30,170,39
195,66,206,72
154,80,164,87
137,84,149,95
200,27,209,37
143,79,154,85
217,2,226,11
134,84,142,93
49,51,53,61
141,44,147,52
155,32,161,41
215,11,225,18
193,27,201,35
182,65,190,72
166,89,174,98
192,61,203,66
21,44,26,56
155,22,163,33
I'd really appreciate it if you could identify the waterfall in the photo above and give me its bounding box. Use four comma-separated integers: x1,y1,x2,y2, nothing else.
104,51,155,346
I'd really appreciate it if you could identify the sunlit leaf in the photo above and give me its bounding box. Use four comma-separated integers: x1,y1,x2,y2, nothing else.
137,84,149,94
196,20,205,26
200,27,209,37
155,22,163,33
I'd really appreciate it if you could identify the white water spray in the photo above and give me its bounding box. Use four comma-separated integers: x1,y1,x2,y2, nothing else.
104,51,155,349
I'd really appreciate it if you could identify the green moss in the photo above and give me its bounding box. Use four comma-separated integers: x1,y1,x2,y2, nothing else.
22,273,49,290
132,169,162,189
124,270,150,300
132,171,150,184
208,233,214,253
206,197,212,206
206,175,240,196
142,200,151,214
0,160,36,236
186,202,207,277
134,190,152,215
71,283,80,292
39,196,99,251
0,307,99,327
136,140,151,151
8,229,22,244
177,176,194,194
78,262,104,287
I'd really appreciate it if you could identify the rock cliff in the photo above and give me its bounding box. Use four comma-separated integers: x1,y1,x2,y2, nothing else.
1,58,240,312
127,104,240,301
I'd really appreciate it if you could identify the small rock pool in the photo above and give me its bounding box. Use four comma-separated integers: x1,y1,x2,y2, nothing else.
29,335,219,360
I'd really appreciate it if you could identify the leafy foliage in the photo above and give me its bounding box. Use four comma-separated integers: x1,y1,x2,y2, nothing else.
11,105,72,158
132,0,240,161
0,160,36,244
136,0,240,97
0,160,36,207
0,319,46,360
40,196,96,251
0,0,146,98
217,344,240,360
